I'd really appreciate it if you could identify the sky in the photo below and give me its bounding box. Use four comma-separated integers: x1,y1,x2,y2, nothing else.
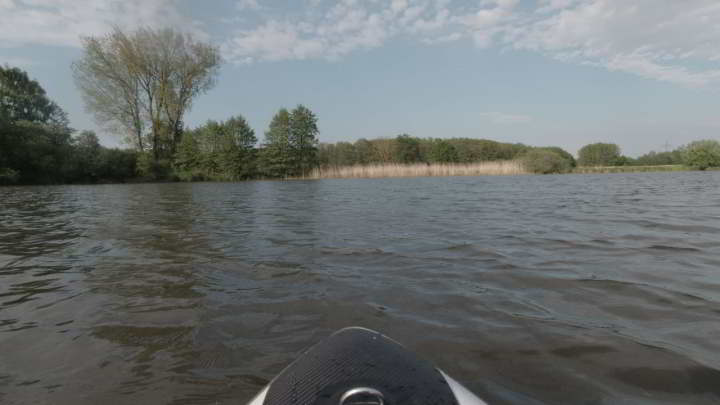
1,0,719,156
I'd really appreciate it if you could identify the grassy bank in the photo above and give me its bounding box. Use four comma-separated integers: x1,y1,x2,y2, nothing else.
307,161,527,179
573,165,688,174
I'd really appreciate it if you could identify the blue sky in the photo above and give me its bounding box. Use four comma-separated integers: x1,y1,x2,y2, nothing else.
1,0,719,156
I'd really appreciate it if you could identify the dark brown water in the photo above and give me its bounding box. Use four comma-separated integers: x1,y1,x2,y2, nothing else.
1,173,720,405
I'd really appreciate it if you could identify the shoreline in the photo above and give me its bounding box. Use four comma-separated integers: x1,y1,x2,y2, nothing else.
3,164,716,186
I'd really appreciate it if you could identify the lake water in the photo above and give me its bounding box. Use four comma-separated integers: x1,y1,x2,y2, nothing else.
1,173,720,404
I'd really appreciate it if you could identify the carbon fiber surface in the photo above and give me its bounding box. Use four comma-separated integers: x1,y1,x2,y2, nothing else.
263,327,459,405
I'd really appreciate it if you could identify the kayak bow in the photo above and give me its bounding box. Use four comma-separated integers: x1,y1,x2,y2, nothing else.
248,327,488,405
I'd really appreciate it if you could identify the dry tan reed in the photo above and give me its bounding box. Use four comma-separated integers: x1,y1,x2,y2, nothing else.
573,165,688,174
306,161,528,179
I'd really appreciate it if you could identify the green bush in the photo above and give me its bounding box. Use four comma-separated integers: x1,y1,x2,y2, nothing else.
683,140,720,170
578,143,621,167
612,155,634,166
137,152,173,180
536,146,576,168
634,150,683,166
522,149,571,174
97,149,137,182
394,134,422,163
430,140,459,163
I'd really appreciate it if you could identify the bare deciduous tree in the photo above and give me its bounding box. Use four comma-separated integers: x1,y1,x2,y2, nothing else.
73,26,221,160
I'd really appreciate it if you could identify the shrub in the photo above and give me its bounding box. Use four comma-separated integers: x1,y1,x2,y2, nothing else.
634,150,683,166
522,149,571,174
578,143,621,167
430,140,459,163
612,155,634,166
97,149,137,182
394,134,422,163
137,152,173,180
683,140,720,170
536,146,576,168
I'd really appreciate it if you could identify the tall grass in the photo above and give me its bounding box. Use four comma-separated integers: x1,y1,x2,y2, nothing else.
573,165,688,174
307,161,527,179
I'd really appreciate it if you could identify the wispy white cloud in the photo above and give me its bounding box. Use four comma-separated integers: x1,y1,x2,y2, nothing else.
0,0,202,48
4,0,720,88
479,111,532,125
222,0,483,64
508,0,720,87
223,0,720,87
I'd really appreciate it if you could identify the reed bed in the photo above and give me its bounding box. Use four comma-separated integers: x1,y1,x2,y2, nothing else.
307,161,528,179
573,165,688,174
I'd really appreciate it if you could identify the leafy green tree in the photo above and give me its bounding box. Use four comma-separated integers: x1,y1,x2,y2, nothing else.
446,138,529,163
260,108,294,178
173,128,203,180
0,65,75,184
578,143,621,167
336,142,358,166
370,138,395,163
430,139,459,163
318,142,357,167
71,130,102,181
683,140,720,170
536,146,576,167
0,65,142,185
522,149,572,174
634,150,683,166
259,106,319,178
354,138,375,164
394,134,421,163
0,65,65,125
172,116,257,181
317,136,532,166
96,148,137,182
289,105,319,177
612,155,634,166
216,115,257,180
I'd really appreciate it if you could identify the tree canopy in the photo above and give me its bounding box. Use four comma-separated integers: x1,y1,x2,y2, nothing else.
174,116,257,181
73,27,221,164
0,65,66,126
1,65,137,185
318,136,533,167
260,105,319,178
522,149,572,174
578,143,622,167
683,140,720,170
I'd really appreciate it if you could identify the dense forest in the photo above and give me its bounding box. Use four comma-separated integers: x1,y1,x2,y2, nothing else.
2,27,720,185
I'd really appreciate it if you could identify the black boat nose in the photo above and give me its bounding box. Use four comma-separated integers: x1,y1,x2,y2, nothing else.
261,327,459,405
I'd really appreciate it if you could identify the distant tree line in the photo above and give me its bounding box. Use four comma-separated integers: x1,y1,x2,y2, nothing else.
4,25,720,184
574,141,720,171
318,136,577,174
1,61,319,184
319,137,536,165
71,26,320,182
172,105,319,181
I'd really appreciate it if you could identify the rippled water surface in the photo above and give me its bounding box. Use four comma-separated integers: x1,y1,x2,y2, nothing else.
1,173,720,404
